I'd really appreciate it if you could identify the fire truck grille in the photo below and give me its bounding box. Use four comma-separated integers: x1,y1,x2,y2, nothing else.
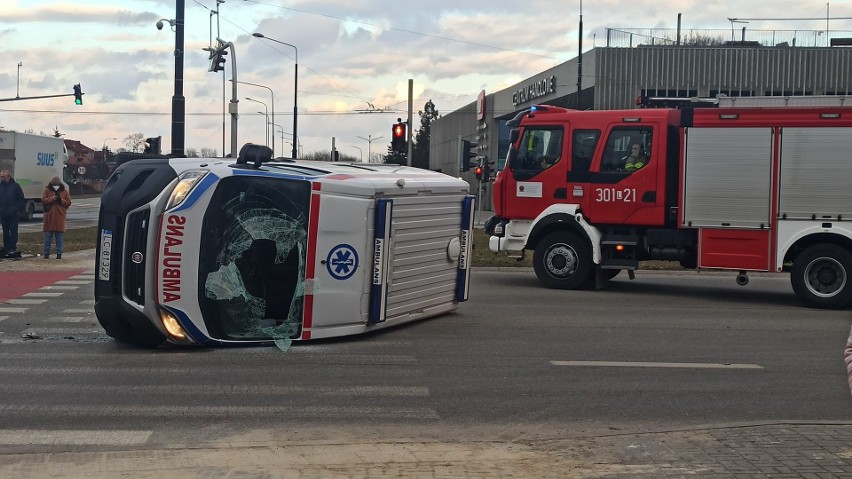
385,195,465,319
123,208,150,306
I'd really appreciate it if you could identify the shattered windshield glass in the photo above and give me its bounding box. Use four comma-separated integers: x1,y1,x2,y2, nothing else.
198,175,310,344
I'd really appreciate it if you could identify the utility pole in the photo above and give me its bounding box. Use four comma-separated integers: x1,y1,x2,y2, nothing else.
171,0,185,157
407,79,413,166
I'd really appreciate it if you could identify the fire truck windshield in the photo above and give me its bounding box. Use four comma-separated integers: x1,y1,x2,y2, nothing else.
198,176,311,342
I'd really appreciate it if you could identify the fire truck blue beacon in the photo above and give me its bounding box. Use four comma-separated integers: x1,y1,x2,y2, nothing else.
94,144,474,347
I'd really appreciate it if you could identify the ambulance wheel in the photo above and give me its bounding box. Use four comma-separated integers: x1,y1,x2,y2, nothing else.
790,244,852,310
534,231,592,289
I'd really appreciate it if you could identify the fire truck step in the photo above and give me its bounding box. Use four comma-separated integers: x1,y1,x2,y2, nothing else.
601,259,639,270
601,234,640,246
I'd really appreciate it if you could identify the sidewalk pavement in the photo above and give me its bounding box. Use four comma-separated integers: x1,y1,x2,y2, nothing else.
2,422,852,478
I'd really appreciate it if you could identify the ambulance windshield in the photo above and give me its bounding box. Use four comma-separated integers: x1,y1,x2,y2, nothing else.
198,176,311,344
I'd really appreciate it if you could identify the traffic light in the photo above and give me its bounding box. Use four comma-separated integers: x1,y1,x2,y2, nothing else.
144,136,162,155
459,139,478,172
474,163,483,181
208,43,228,73
391,121,407,153
484,160,494,181
73,84,83,105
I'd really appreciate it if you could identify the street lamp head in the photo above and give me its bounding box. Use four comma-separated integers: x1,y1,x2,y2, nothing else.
252,32,265,39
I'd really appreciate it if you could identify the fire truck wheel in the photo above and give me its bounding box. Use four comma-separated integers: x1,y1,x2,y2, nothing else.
790,244,852,310
533,231,592,289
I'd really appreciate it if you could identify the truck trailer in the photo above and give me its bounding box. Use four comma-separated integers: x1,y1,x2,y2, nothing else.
0,131,68,221
486,101,852,309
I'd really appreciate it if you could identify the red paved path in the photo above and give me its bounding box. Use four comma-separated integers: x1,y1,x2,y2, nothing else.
0,271,86,302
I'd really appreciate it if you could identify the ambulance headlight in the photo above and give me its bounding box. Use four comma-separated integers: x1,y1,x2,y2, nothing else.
165,170,206,210
159,307,189,342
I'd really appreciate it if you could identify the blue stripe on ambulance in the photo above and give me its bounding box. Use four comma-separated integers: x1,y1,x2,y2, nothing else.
455,195,476,302
369,198,393,323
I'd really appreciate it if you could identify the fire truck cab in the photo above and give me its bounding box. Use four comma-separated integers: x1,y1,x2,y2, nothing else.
487,103,852,310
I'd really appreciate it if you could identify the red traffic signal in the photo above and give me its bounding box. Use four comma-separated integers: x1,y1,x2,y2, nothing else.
393,123,405,139
474,164,483,180
391,122,407,153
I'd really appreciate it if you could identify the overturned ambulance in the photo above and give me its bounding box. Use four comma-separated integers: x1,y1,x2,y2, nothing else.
95,144,474,347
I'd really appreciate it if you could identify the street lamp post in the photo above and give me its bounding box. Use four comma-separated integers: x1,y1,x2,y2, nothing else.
230,80,274,157
245,97,269,146
355,134,383,163
102,137,117,150
351,145,363,162
16,61,22,99
155,0,185,157
252,32,297,159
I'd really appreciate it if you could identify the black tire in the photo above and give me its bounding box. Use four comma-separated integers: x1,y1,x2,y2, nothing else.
533,231,592,289
20,201,35,222
790,244,852,310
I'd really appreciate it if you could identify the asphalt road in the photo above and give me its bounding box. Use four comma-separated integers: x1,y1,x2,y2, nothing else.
0,265,849,448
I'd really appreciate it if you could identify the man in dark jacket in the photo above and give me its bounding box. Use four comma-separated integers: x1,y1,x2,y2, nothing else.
0,169,25,258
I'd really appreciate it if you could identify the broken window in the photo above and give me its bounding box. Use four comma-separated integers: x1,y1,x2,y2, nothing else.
199,176,310,345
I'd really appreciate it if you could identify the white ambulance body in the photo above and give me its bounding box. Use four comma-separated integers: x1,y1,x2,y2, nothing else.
95,145,474,347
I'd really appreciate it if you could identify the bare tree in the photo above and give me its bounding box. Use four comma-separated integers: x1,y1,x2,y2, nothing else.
185,147,200,158
200,147,218,157
123,133,146,152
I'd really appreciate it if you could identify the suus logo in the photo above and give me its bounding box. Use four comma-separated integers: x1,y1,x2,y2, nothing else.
36,152,55,166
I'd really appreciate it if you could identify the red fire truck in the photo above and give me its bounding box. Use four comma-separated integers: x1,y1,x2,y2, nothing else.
485,102,852,309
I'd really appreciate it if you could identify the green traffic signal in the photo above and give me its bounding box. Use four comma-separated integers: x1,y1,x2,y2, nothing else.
73,84,83,105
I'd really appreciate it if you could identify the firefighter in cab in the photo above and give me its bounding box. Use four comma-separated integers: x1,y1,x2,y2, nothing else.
623,143,648,172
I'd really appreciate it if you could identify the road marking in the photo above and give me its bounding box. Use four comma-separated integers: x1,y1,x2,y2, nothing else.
62,309,93,314
0,383,430,396
5,299,47,305
79,299,95,305
0,307,27,314
23,292,64,298
0,404,440,419
54,280,92,285
551,360,764,370
0,429,151,446
39,286,79,290
0,316,7,322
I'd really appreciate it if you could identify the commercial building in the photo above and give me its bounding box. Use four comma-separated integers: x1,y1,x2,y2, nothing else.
430,28,852,209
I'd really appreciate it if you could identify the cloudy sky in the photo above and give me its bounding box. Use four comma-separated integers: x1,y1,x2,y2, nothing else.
2,0,852,160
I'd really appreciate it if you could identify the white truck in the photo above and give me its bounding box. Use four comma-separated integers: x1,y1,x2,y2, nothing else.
95,144,475,347
0,131,68,220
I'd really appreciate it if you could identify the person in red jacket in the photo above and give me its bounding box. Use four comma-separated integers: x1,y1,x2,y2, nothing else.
41,176,72,259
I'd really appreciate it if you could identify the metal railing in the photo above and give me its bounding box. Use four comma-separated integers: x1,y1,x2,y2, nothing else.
605,28,852,48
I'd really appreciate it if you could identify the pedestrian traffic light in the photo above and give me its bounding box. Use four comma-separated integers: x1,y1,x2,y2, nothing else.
391,121,407,153
474,163,483,181
73,84,83,105
459,139,478,172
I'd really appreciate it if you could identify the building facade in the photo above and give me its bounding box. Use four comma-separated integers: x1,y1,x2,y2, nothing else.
431,43,852,209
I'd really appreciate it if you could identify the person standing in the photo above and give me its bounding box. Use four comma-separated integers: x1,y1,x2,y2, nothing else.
41,176,71,259
0,169,24,258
